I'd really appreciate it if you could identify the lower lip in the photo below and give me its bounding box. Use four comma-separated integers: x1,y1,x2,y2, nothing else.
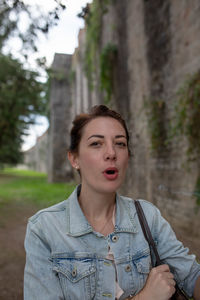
103,172,119,180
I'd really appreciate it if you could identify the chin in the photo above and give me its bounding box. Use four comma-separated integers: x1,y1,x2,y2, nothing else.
100,180,123,194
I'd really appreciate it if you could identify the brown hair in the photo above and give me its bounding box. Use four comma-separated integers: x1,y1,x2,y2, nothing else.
69,105,130,154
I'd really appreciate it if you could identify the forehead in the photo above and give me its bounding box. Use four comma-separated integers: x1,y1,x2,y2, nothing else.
82,117,126,138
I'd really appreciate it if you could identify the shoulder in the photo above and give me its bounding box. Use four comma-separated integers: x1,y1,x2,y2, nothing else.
25,200,69,245
28,200,67,225
119,194,160,214
27,186,79,231
136,199,160,213
118,195,162,230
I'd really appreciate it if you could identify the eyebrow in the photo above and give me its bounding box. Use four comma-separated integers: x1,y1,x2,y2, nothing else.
88,134,127,140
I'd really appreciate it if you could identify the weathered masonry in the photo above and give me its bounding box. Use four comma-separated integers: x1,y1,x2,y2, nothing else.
41,0,200,250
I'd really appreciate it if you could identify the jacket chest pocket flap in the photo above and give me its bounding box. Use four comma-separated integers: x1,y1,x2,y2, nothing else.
132,249,152,292
134,255,151,274
52,257,96,283
52,257,96,299
133,248,151,275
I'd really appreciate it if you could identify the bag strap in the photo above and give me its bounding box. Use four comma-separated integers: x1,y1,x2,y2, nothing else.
135,200,190,300
135,200,162,266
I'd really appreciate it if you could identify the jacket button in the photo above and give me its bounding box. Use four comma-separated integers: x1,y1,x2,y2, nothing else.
125,264,131,272
72,268,77,277
111,235,119,242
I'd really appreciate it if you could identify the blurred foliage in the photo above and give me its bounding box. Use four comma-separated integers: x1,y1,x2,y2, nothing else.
0,168,75,207
0,54,48,165
0,0,66,56
170,71,200,161
100,43,117,104
0,0,66,165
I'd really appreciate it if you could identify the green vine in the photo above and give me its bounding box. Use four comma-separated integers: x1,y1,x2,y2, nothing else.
100,43,117,104
144,71,200,159
84,0,112,89
48,68,66,81
69,69,75,84
144,98,168,154
194,176,200,206
171,71,200,160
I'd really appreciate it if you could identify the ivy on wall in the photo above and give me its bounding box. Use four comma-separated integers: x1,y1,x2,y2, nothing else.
145,71,200,161
84,0,110,88
172,71,200,206
144,72,200,205
83,0,116,103
69,69,76,84
48,69,66,81
194,176,200,206
144,98,168,154
171,71,200,160
100,43,117,104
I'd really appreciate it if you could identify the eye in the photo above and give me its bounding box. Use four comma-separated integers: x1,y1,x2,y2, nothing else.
90,141,102,147
116,141,127,147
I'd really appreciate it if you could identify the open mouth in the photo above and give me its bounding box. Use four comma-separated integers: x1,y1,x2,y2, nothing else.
106,170,116,175
103,168,119,180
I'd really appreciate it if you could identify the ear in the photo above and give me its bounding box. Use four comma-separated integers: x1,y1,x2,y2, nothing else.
67,151,79,170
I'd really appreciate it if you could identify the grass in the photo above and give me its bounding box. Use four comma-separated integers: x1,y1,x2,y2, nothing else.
1,167,47,177
0,167,76,208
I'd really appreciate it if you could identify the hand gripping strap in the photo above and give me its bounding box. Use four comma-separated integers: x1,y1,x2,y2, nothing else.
134,200,189,300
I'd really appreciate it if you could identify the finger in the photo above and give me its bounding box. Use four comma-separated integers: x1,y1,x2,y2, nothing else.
162,271,175,284
153,264,170,273
166,272,174,280
170,285,176,297
170,279,176,287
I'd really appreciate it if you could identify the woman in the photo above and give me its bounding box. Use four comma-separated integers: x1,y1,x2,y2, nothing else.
24,105,200,300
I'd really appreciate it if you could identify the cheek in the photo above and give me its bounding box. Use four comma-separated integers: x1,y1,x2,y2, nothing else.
124,158,129,170
121,155,129,173
78,151,99,169
121,151,129,164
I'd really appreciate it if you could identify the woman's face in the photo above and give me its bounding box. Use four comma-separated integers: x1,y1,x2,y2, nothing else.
69,117,129,195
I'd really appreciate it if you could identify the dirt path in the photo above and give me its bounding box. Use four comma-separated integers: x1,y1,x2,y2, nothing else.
0,201,199,300
0,201,38,300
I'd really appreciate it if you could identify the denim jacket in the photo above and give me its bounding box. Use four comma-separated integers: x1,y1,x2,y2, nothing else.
24,186,200,299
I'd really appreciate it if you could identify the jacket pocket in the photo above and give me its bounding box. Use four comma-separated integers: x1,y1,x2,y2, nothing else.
52,257,96,300
132,248,152,292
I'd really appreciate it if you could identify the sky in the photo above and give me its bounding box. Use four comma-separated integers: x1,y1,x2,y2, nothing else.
21,0,92,151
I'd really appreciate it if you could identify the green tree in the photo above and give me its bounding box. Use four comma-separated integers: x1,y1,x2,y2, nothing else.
0,54,47,164
0,0,66,54
0,0,66,165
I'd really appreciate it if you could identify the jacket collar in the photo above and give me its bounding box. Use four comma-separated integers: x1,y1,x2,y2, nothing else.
65,185,138,237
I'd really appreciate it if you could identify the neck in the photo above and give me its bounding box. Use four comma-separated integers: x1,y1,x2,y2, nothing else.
78,184,116,221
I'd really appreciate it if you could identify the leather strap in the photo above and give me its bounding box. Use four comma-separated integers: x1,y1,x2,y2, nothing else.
135,200,189,300
135,200,162,266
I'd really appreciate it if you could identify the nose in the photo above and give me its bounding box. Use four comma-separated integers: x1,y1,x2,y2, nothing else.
103,144,116,161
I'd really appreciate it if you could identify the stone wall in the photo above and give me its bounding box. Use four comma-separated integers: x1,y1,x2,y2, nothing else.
66,0,200,241
23,130,49,173
125,0,200,235
48,53,74,182
29,0,200,245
